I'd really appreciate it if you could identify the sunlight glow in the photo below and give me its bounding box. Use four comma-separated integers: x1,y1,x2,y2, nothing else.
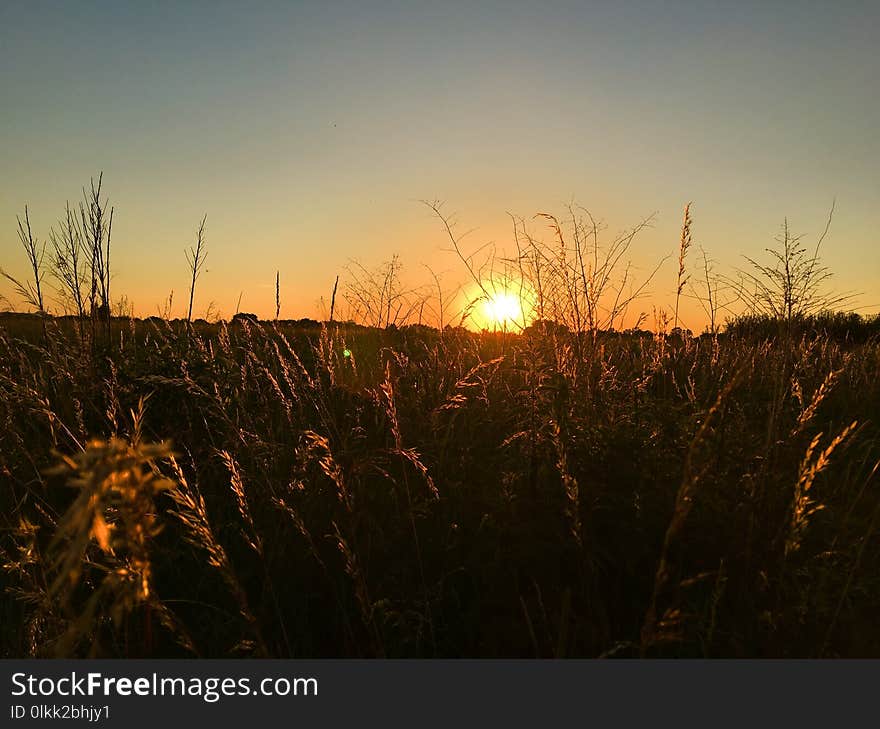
484,291,523,328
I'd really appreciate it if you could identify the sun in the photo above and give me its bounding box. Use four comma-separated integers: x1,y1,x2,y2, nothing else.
484,291,523,328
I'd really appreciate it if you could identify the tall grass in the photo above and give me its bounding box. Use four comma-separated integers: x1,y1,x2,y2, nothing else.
1,184,878,657
1,312,878,657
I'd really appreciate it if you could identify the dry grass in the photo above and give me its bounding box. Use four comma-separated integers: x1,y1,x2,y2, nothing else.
1,187,879,658
0,311,878,658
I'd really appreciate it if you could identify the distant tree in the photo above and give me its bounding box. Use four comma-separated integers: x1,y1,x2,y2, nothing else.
733,204,851,323
293,318,320,328
523,319,570,337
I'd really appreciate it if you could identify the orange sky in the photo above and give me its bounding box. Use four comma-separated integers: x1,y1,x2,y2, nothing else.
2,2,878,330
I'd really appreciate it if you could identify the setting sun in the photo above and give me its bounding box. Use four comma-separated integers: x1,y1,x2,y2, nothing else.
466,278,538,331
484,291,523,328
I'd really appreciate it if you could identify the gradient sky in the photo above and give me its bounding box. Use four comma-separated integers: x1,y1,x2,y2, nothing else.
2,0,878,328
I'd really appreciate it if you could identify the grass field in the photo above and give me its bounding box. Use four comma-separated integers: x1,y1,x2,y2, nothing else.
2,311,879,657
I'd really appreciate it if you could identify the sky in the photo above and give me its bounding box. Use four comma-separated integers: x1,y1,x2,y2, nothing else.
1,0,878,329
